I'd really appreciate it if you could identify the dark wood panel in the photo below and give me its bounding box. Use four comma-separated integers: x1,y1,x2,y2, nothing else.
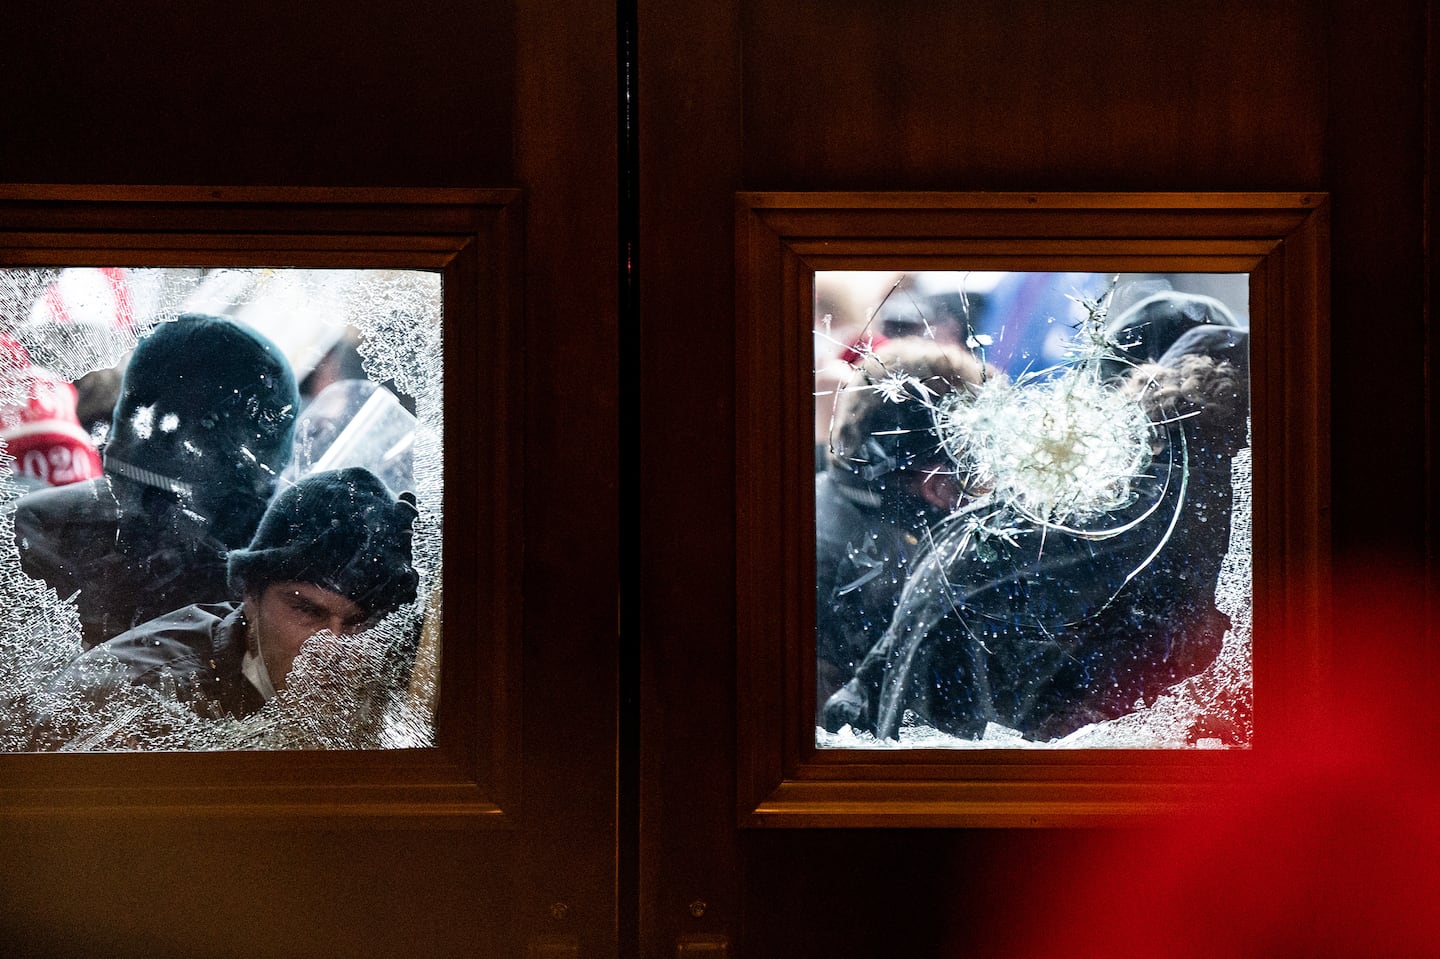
1327,0,1429,564
513,0,623,951
0,2,514,187
637,0,747,953
0,819,517,959
1431,0,1440,616
741,0,1326,191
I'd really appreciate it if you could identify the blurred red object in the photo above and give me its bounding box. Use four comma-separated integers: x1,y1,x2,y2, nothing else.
984,566,1440,958
838,332,890,365
29,266,136,331
0,333,102,487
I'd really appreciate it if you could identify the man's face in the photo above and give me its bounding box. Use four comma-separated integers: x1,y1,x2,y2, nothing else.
246,580,370,691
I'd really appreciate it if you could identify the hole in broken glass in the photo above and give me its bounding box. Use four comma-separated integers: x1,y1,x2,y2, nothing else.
814,271,1251,749
0,267,443,751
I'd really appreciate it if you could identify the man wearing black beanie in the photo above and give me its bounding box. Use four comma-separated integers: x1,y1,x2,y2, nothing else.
45,467,419,722
12,313,300,649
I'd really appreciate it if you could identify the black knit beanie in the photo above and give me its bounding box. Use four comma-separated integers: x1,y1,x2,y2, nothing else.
227,467,420,616
104,314,299,509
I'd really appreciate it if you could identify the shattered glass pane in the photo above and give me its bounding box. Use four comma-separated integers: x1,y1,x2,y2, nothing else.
0,267,443,751
815,271,1251,749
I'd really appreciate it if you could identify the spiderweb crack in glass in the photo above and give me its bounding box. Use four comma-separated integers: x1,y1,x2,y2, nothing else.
938,369,1153,526
814,271,1253,749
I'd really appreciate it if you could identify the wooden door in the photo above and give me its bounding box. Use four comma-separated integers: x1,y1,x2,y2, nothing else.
0,3,619,958
638,1,1435,956
0,1,1434,957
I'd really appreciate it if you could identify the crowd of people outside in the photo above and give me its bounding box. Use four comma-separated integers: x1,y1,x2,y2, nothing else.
0,267,435,750
2,264,1247,750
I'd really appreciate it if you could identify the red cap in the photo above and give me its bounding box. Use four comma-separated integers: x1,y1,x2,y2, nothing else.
0,333,101,486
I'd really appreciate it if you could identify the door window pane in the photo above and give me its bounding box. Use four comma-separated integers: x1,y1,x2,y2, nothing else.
815,271,1251,749
0,267,442,751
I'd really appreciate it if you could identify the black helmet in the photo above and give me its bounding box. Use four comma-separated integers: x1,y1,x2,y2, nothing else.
104,313,299,524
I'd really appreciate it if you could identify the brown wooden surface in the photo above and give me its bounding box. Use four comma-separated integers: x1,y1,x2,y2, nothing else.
512,0,621,952
646,1,1429,956
0,3,619,959
0,0,1431,956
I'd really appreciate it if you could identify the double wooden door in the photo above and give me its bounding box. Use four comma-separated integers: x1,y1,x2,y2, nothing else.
0,1,1433,957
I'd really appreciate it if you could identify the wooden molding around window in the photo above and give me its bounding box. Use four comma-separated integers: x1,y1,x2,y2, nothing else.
0,185,524,826
735,191,1330,827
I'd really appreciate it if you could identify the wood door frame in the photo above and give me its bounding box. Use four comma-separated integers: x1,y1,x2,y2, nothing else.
0,185,525,826
736,191,1330,827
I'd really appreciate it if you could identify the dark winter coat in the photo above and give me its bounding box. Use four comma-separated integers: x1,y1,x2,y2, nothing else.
12,477,238,649
53,602,265,720
815,469,942,702
823,390,1244,743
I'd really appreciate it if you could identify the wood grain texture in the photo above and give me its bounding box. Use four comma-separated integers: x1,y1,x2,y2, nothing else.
740,0,1326,191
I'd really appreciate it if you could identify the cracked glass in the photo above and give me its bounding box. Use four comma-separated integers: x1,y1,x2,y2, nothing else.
0,267,442,751
814,271,1251,749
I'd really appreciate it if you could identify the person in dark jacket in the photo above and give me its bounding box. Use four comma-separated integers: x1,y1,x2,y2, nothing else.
815,338,985,711
823,334,1249,742
40,467,419,731
1096,290,1243,381
12,313,300,649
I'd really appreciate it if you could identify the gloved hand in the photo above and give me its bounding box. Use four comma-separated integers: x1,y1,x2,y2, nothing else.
821,676,875,734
